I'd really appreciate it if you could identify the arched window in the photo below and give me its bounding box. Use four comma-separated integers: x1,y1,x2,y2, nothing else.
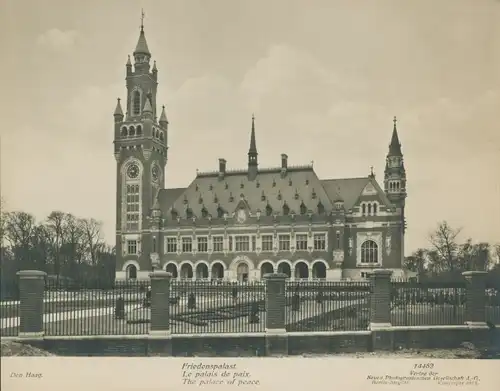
129,126,135,137
362,204,366,215
126,264,137,279
136,125,143,136
317,201,324,215
367,203,372,215
373,203,378,215
361,240,378,263
121,127,127,136
132,90,141,116
282,202,290,215
300,201,307,215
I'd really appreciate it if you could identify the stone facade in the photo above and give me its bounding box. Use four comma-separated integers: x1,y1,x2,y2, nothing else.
114,26,408,282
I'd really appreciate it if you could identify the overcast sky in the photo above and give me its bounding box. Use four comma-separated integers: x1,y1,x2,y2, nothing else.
1,0,499,254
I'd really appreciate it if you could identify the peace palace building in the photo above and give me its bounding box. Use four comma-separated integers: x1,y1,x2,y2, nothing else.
113,25,408,282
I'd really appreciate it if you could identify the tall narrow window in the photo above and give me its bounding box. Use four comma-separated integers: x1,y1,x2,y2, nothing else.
373,204,378,215
296,234,308,250
152,237,156,253
132,90,141,115
361,204,366,215
126,184,140,230
278,235,290,251
182,237,192,252
367,203,372,215
197,237,208,252
336,231,341,248
360,240,378,263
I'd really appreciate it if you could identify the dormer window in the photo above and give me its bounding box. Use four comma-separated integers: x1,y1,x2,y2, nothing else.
261,191,266,201
209,184,213,191
186,207,193,219
277,191,282,200
217,205,224,218
288,179,292,186
294,190,299,200
272,179,276,187
305,179,309,185
229,192,234,202
266,204,273,216
240,182,244,189
283,202,290,215
317,201,324,215
312,189,317,199
300,201,307,215
225,182,229,190
201,206,208,218
256,181,260,188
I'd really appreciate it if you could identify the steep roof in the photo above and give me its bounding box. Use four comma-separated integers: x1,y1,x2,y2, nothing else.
165,166,337,218
159,170,393,218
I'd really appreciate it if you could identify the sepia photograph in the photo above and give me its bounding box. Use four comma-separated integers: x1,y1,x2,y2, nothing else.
1,0,500,388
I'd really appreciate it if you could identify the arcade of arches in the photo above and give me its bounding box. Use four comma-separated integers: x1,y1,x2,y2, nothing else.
155,260,328,281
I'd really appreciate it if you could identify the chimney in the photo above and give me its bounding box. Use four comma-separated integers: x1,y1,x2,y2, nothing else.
281,154,288,176
219,158,226,179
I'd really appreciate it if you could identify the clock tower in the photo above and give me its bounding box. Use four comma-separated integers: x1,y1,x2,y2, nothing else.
113,16,168,279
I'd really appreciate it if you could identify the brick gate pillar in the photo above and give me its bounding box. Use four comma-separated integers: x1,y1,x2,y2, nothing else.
264,273,288,356
148,271,172,356
462,271,487,326
368,269,394,350
16,270,47,338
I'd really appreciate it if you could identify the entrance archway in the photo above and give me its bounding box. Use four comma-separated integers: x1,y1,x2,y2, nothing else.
294,261,309,279
196,263,209,279
277,262,291,278
211,262,224,280
237,263,249,282
165,263,178,278
180,263,193,279
312,261,327,279
260,262,274,278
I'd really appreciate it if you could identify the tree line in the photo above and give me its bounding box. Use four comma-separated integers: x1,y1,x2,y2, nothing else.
1,199,116,299
403,221,500,285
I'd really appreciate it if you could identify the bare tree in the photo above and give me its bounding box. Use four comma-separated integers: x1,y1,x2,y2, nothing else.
3,211,39,270
403,248,428,276
46,211,66,279
428,221,463,273
80,218,104,266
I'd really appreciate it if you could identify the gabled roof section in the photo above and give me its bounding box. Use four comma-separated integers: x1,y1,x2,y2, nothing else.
350,177,393,208
166,165,334,219
320,177,370,210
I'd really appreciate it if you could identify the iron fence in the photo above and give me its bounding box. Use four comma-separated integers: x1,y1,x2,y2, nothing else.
0,299,20,337
285,280,371,332
390,279,466,326
43,279,149,336
170,280,266,334
486,285,500,325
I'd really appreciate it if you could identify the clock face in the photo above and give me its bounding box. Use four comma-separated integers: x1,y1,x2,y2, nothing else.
152,165,160,182
236,209,247,223
127,163,139,179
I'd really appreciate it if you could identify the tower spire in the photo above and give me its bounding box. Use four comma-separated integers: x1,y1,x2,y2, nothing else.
247,114,258,180
134,9,151,57
389,115,402,156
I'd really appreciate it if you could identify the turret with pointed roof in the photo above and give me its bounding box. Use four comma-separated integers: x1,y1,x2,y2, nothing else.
114,98,124,122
